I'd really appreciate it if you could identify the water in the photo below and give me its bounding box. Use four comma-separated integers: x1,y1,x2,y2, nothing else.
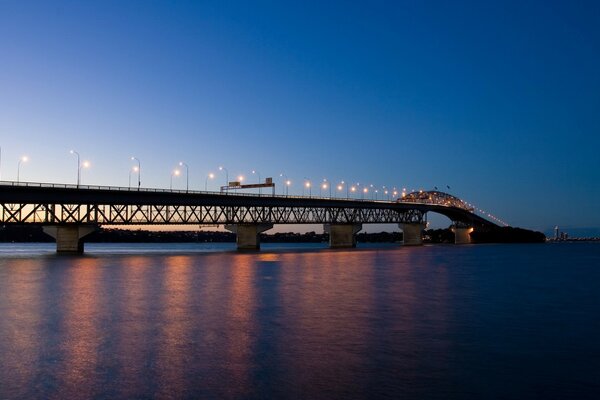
0,242,599,399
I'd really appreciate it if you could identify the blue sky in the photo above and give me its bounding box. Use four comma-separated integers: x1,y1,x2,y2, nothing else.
1,0,599,233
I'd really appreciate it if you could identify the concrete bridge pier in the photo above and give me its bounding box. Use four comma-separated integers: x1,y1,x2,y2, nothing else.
452,227,473,244
324,223,362,248
225,223,273,250
43,225,98,254
399,223,426,246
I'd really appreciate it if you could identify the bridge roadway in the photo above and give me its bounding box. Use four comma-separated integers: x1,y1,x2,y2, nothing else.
0,181,497,252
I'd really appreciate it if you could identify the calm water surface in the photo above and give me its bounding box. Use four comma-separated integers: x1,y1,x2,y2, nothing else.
0,242,599,399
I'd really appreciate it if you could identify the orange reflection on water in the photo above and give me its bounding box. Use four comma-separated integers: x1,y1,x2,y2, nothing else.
155,255,194,399
114,255,157,399
55,257,103,400
277,250,376,396
223,254,257,398
0,259,43,395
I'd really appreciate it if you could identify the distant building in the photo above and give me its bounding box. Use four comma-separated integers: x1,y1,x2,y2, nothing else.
554,226,559,240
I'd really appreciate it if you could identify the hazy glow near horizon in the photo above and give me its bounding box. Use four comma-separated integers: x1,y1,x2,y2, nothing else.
1,0,599,233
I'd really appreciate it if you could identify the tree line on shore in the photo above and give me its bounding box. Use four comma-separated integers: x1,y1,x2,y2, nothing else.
0,225,546,243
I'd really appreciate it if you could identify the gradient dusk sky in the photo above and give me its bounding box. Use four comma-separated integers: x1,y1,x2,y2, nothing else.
1,1,599,233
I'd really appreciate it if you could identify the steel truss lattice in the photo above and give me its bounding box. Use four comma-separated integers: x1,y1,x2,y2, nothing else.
0,203,426,225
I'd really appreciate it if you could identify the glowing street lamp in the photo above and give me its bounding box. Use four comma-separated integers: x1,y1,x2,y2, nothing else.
362,187,368,200
170,169,180,190
303,178,311,197
279,173,289,195
320,179,328,197
285,179,291,196
252,169,262,195
218,166,229,187
205,172,215,191
179,161,189,192
131,156,141,190
129,166,139,189
17,156,28,183
70,150,81,187
80,161,90,185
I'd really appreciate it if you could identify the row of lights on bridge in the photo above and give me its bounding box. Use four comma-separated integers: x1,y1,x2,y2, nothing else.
6,152,509,225
8,152,408,199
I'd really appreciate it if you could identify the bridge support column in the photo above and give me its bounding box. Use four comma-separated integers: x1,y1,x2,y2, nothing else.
225,223,273,250
324,223,362,248
43,225,98,254
452,227,473,244
399,223,426,246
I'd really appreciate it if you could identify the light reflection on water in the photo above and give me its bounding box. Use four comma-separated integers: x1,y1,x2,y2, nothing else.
0,243,599,399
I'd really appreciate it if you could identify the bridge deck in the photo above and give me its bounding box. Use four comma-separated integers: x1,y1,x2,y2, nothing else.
0,181,497,227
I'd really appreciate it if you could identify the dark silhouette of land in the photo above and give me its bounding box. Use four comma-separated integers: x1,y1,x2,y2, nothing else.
0,225,546,244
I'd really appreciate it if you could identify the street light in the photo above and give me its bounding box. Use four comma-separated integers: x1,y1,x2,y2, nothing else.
131,157,141,190
205,172,215,191
280,173,289,195
362,187,368,200
170,169,180,190
219,166,229,188
285,179,291,196
129,166,139,189
70,150,81,187
81,161,90,185
252,170,262,195
320,179,330,198
179,161,189,192
17,156,28,182
303,178,311,197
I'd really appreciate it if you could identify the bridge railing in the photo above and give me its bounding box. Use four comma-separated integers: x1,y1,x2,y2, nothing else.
0,180,401,203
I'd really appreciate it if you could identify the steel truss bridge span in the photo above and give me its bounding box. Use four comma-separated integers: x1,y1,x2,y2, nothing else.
0,182,497,228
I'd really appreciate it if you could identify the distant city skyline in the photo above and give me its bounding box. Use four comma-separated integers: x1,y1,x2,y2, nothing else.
1,0,599,233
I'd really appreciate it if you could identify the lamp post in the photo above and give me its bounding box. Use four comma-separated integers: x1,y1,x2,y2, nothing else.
354,183,361,199
17,156,28,183
205,172,214,191
170,169,180,190
129,166,139,189
80,161,90,185
252,170,261,195
337,182,344,199
320,179,330,198
131,157,141,190
70,150,80,187
219,166,229,189
303,178,311,197
179,162,189,192
280,173,289,195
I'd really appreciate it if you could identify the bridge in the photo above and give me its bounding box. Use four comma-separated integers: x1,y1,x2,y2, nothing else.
0,181,499,253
